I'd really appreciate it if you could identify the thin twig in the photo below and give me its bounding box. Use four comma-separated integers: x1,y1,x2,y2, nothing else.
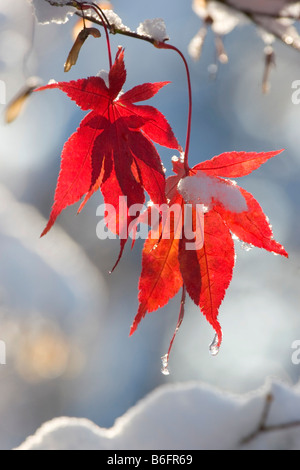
216,0,300,21
241,392,300,445
200,0,300,53
75,11,165,46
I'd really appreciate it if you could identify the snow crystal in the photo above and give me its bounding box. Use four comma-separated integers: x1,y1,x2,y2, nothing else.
137,18,169,42
177,173,248,213
28,0,74,24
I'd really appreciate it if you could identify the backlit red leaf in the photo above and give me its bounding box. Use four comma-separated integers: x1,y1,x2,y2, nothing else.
179,210,235,348
132,150,288,361
36,49,179,244
130,193,184,335
194,150,284,177
214,186,288,257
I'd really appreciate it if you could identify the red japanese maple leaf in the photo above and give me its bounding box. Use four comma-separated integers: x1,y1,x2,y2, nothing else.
130,150,288,367
36,48,179,258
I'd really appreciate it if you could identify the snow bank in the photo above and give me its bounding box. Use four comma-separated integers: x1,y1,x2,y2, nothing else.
16,379,300,450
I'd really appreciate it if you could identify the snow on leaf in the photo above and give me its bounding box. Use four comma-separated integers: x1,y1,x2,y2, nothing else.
177,172,248,213
132,150,288,359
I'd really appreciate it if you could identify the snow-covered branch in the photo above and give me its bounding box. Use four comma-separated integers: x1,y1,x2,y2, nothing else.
27,0,169,45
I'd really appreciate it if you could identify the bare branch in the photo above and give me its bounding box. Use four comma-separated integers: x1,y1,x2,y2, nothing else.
241,392,300,446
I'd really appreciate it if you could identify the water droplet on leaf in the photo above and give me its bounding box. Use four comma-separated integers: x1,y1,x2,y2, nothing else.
161,354,170,375
241,242,253,252
209,334,220,356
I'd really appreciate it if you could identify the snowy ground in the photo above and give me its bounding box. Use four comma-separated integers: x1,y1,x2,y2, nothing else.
17,379,300,450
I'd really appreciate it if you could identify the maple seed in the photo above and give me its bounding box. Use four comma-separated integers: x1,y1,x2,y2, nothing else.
5,76,42,124
64,28,101,73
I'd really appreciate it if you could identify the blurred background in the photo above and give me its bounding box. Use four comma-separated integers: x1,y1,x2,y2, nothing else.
0,0,299,449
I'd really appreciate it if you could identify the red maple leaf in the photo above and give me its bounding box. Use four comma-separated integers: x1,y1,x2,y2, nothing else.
130,150,288,366
36,48,179,258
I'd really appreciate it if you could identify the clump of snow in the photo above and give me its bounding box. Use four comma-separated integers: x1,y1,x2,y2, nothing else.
104,10,131,32
85,9,132,33
177,173,248,213
28,0,75,24
47,78,58,85
137,19,169,42
15,380,300,450
28,1,132,32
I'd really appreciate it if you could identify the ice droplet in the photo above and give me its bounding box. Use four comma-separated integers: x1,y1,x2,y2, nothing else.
241,242,253,252
209,334,220,356
161,354,170,375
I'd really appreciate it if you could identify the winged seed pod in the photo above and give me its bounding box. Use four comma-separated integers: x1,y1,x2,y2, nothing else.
5,76,42,124
64,27,101,72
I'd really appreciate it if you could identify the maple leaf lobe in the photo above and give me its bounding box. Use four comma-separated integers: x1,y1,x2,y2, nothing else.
194,150,284,177
132,149,288,359
36,49,179,249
